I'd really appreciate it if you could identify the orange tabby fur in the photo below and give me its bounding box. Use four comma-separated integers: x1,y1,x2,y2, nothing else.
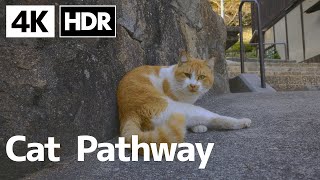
117,51,213,145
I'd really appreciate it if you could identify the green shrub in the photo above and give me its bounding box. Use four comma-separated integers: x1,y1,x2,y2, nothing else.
227,42,255,53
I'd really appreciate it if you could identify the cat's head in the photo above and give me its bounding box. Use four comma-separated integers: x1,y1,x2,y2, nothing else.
174,50,214,95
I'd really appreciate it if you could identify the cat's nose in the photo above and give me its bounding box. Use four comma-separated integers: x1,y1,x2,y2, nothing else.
188,84,199,91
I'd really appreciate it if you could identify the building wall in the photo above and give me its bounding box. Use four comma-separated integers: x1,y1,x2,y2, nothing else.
264,0,320,62
287,5,304,61
303,0,320,60
274,18,287,59
264,27,274,48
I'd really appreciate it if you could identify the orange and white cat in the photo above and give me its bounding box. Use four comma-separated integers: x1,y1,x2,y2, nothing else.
117,51,251,144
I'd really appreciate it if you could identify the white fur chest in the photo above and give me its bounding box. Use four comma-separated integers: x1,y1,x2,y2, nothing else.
148,65,175,94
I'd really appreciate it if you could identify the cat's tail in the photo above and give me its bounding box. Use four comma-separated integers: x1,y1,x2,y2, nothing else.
120,113,186,145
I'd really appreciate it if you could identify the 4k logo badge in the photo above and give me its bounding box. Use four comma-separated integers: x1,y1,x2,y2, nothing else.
6,5,55,38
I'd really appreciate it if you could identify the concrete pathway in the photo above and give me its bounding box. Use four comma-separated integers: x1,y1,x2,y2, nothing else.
26,91,320,180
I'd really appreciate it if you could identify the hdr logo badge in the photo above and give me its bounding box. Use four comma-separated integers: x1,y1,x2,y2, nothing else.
59,5,116,38
6,5,55,38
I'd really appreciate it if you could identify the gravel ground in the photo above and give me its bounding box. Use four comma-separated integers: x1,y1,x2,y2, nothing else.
25,91,320,180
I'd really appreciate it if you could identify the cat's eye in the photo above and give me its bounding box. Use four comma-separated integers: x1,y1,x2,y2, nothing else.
184,73,191,78
198,75,206,80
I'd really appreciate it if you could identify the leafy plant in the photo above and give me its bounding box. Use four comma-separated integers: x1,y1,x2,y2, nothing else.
210,0,252,26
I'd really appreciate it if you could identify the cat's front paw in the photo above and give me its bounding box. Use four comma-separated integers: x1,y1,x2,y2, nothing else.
239,118,251,128
191,125,208,133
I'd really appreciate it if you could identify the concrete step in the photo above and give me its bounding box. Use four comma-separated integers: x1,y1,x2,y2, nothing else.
229,74,276,93
227,61,320,91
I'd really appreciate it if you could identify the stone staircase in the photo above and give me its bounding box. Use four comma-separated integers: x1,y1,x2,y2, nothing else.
227,60,320,91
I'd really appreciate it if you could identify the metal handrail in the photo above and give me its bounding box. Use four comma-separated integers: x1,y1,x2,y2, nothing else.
250,42,289,61
239,0,266,88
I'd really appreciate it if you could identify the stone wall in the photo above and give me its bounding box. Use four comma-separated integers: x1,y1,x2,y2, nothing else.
228,61,320,91
0,0,228,178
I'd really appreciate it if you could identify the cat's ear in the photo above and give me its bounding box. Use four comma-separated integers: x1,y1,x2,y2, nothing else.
205,57,215,70
178,50,190,66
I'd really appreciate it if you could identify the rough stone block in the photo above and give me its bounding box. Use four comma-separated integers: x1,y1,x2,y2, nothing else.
0,0,229,178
